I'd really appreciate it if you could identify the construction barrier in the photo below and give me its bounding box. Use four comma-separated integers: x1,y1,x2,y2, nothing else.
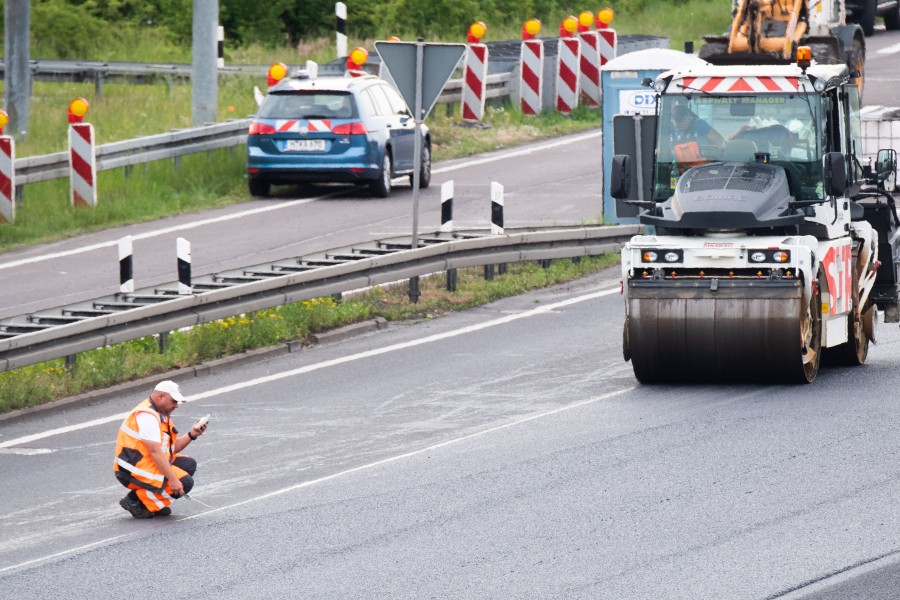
520,39,544,115
0,135,14,224
68,123,97,208
462,43,489,122
556,37,581,114
579,31,602,106
599,29,617,68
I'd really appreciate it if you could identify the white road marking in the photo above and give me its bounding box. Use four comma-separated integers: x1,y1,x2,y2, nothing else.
183,386,633,521
876,43,900,55
0,198,316,272
0,286,619,450
0,131,601,272
0,385,631,575
431,130,600,175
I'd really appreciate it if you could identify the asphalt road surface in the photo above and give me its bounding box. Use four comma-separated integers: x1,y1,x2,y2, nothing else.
0,131,603,320
1,269,900,599
4,29,900,598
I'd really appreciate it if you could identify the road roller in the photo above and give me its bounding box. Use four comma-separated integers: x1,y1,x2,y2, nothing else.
609,49,900,383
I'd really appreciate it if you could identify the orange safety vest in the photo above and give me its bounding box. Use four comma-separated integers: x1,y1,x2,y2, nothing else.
113,398,177,492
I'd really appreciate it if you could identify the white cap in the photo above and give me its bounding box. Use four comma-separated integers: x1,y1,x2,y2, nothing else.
154,380,186,403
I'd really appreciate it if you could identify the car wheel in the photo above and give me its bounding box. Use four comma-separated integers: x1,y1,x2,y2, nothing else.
410,142,432,189
860,0,876,35
886,1,900,29
370,153,392,198
248,178,270,197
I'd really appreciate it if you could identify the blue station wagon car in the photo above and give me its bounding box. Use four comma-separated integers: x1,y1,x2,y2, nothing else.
246,72,431,198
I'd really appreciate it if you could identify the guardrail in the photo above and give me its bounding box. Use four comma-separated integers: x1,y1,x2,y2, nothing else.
16,119,252,186
0,225,640,372
11,71,511,191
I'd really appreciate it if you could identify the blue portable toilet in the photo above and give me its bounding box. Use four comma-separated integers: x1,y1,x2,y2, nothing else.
601,49,708,223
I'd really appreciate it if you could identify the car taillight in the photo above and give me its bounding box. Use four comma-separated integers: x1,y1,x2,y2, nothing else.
248,122,277,135
332,122,368,135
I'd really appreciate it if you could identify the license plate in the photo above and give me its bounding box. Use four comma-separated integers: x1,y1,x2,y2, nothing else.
285,139,326,152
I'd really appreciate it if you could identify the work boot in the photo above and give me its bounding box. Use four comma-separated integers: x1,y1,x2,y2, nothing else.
155,507,172,516
119,495,154,519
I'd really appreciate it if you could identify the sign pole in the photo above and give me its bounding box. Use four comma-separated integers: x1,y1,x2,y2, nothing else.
408,41,425,302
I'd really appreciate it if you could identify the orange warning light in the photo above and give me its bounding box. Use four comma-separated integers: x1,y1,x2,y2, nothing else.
468,21,487,43
560,15,579,37
267,62,288,87
68,97,89,124
578,11,594,31
596,7,615,28
523,18,541,39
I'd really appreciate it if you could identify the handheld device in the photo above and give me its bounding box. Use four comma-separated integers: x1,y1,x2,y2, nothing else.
196,414,210,428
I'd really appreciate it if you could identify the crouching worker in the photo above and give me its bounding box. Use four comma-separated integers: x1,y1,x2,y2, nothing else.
114,380,208,518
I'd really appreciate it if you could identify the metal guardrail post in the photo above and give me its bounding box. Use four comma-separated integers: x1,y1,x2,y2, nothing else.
446,269,458,292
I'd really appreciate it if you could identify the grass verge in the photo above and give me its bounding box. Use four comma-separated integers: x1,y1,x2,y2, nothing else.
0,254,619,414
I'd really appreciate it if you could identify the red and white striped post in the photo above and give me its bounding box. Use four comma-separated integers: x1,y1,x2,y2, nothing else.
598,28,618,69
577,12,601,107
462,22,489,123
519,19,543,116
556,16,581,115
0,109,14,224
67,98,97,208
596,7,618,71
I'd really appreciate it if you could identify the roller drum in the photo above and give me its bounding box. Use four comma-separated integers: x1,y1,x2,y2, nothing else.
626,279,816,383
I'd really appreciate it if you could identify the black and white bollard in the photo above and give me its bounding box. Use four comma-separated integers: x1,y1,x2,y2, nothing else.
441,181,458,291
440,180,454,233
118,235,134,293
490,181,504,234
336,2,348,58
491,182,506,276
217,25,225,68
177,237,192,295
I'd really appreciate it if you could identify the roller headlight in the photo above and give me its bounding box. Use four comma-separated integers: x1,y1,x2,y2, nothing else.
640,249,683,263
748,249,791,264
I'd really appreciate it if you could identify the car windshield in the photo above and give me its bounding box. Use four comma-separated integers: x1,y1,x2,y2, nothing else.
258,91,357,120
655,93,824,202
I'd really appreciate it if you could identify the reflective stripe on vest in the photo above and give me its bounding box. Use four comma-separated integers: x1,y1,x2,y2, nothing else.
113,398,176,492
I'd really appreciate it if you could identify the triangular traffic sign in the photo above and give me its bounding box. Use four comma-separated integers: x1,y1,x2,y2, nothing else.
375,41,465,120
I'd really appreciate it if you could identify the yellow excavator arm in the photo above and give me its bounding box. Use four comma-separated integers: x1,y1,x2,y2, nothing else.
728,0,809,60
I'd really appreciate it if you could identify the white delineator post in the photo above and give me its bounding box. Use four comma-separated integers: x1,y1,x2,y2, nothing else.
119,235,134,294
440,180,454,233
462,43,489,122
556,37,581,114
217,25,225,68
578,30,602,106
0,134,15,224
520,39,544,115
491,181,504,235
177,237,192,295
336,2,348,58
68,122,97,208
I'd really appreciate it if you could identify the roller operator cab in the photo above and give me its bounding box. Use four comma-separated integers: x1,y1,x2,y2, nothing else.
610,57,900,384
